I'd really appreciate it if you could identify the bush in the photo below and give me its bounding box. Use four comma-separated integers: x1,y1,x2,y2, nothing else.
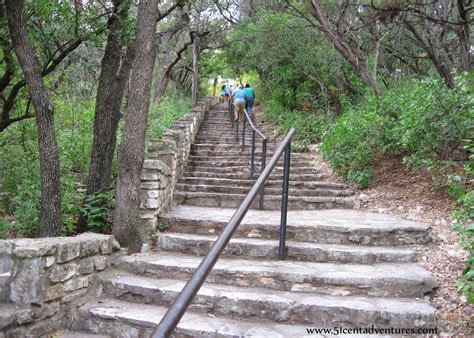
452,139,474,302
321,75,472,186
320,100,389,187
147,87,192,140
263,98,334,151
0,85,191,238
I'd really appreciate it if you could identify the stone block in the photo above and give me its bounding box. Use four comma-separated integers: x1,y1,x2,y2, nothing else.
10,258,44,305
49,262,77,283
139,211,156,219
78,257,95,275
143,160,171,176
64,275,93,292
12,238,57,258
61,288,88,304
141,171,159,181
80,240,101,257
44,256,55,267
145,198,159,209
147,190,160,199
93,256,108,271
33,301,60,320
141,181,160,189
0,241,12,255
43,284,65,301
56,241,81,263
99,240,114,255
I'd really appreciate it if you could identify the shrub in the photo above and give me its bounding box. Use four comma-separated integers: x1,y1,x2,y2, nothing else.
263,97,334,150
453,139,474,302
147,88,192,139
321,75,472,187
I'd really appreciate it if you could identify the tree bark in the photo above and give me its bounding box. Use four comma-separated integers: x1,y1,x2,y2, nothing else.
6,0,62,236
212,76,218,96
457,0,471,72
113,0,159,252
77,0,134,232
191,33,199,106
308,0,380,95
404,19,454,88
155,31,196,101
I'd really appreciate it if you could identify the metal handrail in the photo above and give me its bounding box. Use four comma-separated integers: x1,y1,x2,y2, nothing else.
152,128,295,338
229,100,268,209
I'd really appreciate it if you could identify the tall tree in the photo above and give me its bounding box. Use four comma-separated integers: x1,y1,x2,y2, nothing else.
6,0,61,236
77,0,134,232
113,0,159,251
305,0,380,95
457,0,471,73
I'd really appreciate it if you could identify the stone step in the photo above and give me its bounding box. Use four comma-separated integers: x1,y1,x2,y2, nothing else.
187,154,310,164
186,158,313,168
193,132,258,139
174,191,358,210
191,143,269,151
159,205,431,246
100,272,435,328
116,252,436,298
190,149,293,157
77,299,313,337
55,331,111,338
181,170,327,182
184,164,320,175
155,233,417,263
176,183,353,197
178,177,349,191
194,137,265,145
196,132,262,140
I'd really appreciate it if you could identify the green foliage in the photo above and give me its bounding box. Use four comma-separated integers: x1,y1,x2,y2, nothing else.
147,222,168,240
321,74,473,186
264,98,334,149
452,139,474,302
78,192,114,234
147,86,192,139
0,91,95,237
228,12,350,113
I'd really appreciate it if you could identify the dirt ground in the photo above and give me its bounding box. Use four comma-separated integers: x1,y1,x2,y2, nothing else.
254,105,473,336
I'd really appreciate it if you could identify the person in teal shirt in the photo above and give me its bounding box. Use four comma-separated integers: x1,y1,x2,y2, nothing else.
244,84,255,116
233,86,246,122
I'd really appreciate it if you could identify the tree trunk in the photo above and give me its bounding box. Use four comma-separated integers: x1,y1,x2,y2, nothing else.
191,33,199,106
212,76,218,96
6,0,62,236
457,0,471,72
155,32,196,101
308,0,380,95
77,0,134,233
404,20,454,89
113,0,159,252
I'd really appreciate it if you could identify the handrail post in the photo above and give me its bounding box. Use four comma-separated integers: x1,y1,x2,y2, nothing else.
235,118,239,142
251,130,256,179
259,139,267,210
279,141,291,260
242,115,246,150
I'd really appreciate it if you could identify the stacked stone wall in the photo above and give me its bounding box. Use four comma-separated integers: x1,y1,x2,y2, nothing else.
0,233,121,337
139,97,219,236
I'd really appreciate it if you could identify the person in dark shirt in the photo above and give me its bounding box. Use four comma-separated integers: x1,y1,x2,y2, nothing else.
244,84,255,118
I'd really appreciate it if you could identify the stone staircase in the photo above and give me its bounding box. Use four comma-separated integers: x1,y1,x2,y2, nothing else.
74,103,437,337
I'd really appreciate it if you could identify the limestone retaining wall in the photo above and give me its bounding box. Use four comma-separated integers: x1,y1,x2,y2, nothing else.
139,97,219,237
0,233,122,337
